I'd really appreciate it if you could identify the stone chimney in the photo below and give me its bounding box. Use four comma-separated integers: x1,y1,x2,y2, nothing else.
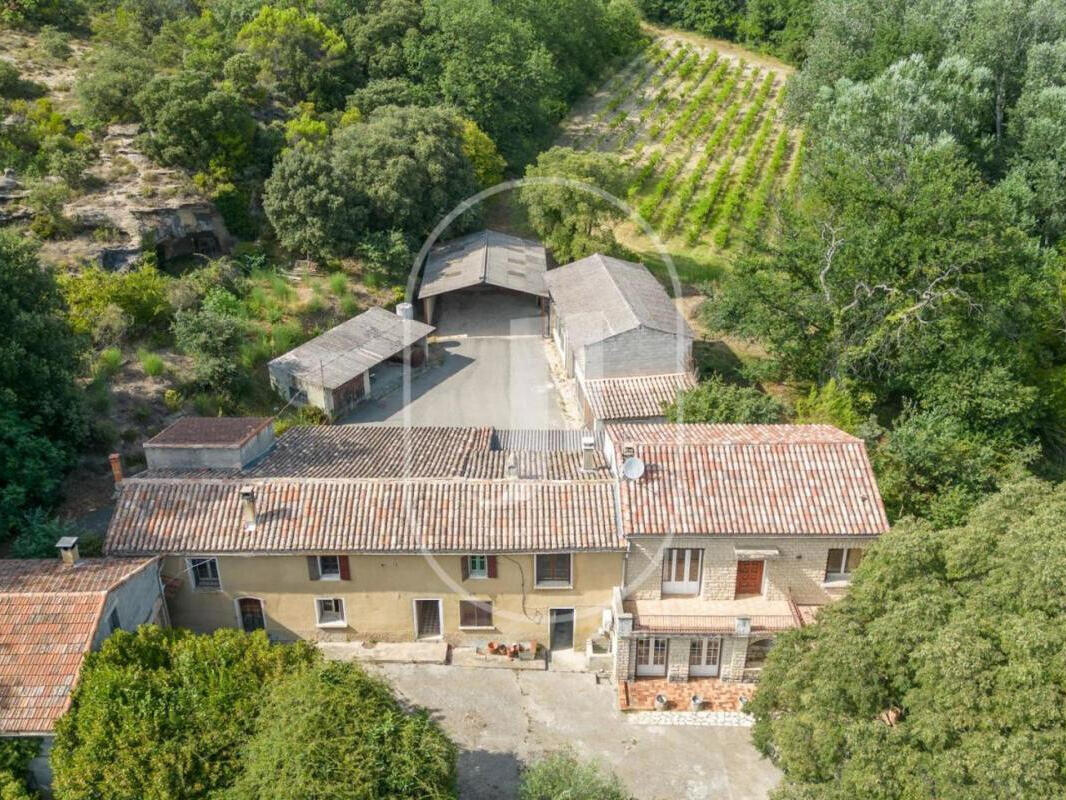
240,486,257,531
56,536,80,566
581,435,597,472
109,452,124,483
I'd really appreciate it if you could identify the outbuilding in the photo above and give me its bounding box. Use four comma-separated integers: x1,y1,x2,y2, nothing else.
268,306,434,419
418,229,548,325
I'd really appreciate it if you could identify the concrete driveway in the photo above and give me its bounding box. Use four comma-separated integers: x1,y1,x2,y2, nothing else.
370,663,781,800
343,290,569,428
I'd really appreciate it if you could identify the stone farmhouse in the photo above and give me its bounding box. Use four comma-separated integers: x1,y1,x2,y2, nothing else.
102,415,888,690
544,253,697,426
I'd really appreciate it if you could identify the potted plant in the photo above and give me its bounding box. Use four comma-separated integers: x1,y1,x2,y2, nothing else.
690,694,703,711
654,693,669,711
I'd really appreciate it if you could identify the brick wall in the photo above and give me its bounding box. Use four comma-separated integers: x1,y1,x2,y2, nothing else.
623,535,876,603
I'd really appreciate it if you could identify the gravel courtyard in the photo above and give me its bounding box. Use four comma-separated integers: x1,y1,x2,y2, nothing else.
369,663,781,800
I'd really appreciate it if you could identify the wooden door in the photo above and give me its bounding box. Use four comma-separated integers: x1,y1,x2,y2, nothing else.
734,560,764,597
238,598,265,632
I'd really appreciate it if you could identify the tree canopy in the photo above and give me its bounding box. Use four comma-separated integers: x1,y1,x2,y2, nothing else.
227,661,456,800
750,476,1066,799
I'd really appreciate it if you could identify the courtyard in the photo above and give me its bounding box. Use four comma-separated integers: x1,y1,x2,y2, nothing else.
370,662,781,800
343,290,573,428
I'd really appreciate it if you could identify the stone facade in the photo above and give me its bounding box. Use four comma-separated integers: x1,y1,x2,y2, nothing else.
623,535,876,603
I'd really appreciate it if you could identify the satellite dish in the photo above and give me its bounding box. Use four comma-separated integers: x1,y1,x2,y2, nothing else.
621,456,645,481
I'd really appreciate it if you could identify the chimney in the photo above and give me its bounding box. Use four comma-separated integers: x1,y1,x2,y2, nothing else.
581,435,596,472
240,486,257,531
734,616,751,637
56,536,80,566
395,302,414,320
504,453,518,480
621,443,636,460
109,452,124,483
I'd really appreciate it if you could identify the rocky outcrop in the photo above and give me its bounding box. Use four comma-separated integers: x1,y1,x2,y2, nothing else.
45,124,233,270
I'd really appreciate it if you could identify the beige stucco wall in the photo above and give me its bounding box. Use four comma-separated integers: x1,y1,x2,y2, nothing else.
624,535,877,604
162,552,623,648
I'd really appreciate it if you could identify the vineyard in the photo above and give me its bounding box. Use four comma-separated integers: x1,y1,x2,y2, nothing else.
560,36,800,278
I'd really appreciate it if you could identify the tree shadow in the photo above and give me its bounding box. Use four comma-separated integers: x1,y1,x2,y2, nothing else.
692,339,746,383
456,749,523,800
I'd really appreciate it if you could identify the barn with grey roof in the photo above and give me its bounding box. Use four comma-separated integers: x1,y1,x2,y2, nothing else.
268,306,433,419
544,254,695,424
418,229,547,322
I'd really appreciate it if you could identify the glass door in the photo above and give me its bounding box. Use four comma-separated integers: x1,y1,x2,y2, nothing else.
688,637,721,677
635,637,668,676
662,548,702,595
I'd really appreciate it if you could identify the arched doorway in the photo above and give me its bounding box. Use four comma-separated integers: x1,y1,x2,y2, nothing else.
236,597,265,633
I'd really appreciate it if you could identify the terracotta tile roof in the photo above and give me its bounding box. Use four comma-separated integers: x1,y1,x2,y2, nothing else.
606,424,888,536
582,373,696,420
0,557,157,735
145,417,272,447
105,480,623,554
461,450,609,480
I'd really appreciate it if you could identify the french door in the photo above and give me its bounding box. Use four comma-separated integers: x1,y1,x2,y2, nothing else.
662,548,702,595
689,637,721,677
635,637,668,677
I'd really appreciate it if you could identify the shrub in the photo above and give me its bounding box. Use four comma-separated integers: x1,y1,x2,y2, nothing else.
519,753,632,800
172,309,245,397
137,349,165,377
327,272,348,296
665,375,785,423
27,178,72,238
163,388,183,412
228,661,456,800
0,61,21,98
39,26,72,60
794,379,871,434
95,347,123,379
60,265,172,337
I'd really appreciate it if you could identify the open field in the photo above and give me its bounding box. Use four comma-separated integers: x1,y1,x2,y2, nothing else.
559,29,799,286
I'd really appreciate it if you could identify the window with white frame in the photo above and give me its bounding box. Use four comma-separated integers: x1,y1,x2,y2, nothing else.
534,553,572,587
468,555,488,579
318,555,341,580
189,558,220,590
315,597,346,626
824,547,864,581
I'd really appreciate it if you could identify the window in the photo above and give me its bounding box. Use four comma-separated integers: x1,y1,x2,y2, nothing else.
468,555,488,579
825,548,864,581
458,600,493,628
315,598,346,627
535,553,572,587
189,558,220,590
318,555,341,580
108,608,121,635
662,548,702,594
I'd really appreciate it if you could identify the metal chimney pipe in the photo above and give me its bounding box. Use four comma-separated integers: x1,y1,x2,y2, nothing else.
581,435,596,471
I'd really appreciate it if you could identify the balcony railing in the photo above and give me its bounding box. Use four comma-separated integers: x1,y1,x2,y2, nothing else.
630,613,798,635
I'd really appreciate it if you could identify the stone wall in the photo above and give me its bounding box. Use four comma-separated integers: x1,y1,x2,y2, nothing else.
624,535,876,603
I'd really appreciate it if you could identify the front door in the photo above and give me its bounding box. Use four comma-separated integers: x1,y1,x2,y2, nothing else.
734,560,764,597
662,548,702,595
635,637,668,677
415,599,441,638
689,637,721,677
238,598,265,632
549,608,574,650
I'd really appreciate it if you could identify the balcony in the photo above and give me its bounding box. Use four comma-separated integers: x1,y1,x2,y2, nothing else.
622,596,807,635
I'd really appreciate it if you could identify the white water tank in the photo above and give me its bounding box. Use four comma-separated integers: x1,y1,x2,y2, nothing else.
395,302,415,320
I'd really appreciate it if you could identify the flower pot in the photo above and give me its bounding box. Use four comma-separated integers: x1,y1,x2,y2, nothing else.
654,694,669,711
690,695,703,711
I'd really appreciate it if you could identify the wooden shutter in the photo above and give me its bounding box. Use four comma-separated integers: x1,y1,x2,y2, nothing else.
306,556,320,581
487,555,498,578
460,556,469,581
339,555,351,581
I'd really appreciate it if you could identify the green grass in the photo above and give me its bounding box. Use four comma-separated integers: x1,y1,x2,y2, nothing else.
328,273,348,296
137,348,165,377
